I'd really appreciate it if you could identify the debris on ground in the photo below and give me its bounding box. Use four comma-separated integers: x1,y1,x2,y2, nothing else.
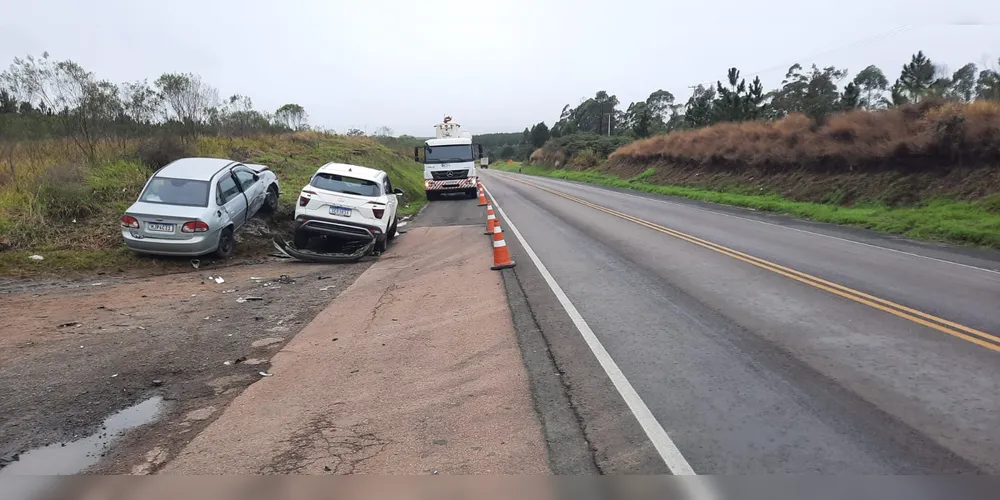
319,286,333,291
91,283,104,286
276,275,295,284
151,380,163,387
236,296,264,304
251,337,284,348
190,259,200,269
258,371,273,377
28,255,44,261
234,356,247,364
317,276,332,280
212,276,225,284
57,322,81,328
271,237,373,264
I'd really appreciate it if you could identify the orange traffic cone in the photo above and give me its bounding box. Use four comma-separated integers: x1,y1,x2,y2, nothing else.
490,223,515,270
485,204,497,235
477,186,488,206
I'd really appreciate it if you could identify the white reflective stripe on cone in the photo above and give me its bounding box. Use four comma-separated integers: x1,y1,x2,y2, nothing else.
493,226,502,233
487,214,496,220
493,239,507,247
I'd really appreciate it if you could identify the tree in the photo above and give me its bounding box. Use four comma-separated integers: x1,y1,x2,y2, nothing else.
978,61,1000,100
275,103,308,130
769,64,846,120
0,88,17,114
852,65,889,110
521,127,530,144
840,82,861,110
372,126,394,137
948,63,978,102
120,80,162,128
153,72,219,136
529,121,550,148
684,84,717,128
895,51,937,103
345,128,365,137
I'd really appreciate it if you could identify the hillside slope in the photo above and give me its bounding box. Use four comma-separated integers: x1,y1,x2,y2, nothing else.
0,132,425,276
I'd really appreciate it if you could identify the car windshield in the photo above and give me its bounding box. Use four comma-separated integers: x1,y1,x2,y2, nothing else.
424,145,474,164
138,177,211,207
311,173,381,197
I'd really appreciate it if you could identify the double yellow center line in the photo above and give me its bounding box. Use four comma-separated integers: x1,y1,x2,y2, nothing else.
502,174,1000,354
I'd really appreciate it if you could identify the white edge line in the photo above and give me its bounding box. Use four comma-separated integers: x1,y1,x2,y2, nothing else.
482,182,697,476
497,171,1000,277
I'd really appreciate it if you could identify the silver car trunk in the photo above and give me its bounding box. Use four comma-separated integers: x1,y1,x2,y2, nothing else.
125,201,211,240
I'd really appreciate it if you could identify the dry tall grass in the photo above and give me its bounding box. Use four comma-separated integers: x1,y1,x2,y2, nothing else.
610,100,1000,171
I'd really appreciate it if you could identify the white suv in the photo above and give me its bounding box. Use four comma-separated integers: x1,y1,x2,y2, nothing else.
293,162,403,253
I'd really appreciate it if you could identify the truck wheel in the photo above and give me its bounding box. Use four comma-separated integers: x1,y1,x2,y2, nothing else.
293,230,311,250
213,227,235,259
467,189,478,199
426,191,438,201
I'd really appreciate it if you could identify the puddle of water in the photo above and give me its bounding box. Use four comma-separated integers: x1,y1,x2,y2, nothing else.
1,396,163,477
0,396,165,500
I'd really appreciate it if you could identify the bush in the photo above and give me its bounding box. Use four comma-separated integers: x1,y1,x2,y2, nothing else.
37,164,100,220
136,135,194,171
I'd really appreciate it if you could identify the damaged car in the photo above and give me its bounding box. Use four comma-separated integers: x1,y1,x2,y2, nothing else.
292,162,403,255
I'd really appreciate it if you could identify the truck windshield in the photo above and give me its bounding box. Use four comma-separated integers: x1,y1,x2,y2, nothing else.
424,145,474,164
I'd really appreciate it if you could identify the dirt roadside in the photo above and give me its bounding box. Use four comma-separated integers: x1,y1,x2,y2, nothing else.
0,257,371,474
157,225,550,474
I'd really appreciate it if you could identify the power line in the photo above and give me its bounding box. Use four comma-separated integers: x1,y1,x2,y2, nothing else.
689,25,914,88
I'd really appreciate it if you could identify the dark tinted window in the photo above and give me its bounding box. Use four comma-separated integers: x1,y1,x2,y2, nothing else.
424,144,474,163
139,177,211,207
218,175,240,204
310,173,381,197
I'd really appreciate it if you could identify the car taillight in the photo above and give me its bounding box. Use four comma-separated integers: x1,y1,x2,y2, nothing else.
181,221,210,233
372,208,385,219
298,195,310,207
121,215,139,228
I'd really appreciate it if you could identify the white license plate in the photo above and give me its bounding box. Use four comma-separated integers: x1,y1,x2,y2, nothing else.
329,206,351,217
443,181,458,186
147,222,174,232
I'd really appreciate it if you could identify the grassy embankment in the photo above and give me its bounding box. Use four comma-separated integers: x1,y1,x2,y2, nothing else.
0,132,425,276
517,100,1000,249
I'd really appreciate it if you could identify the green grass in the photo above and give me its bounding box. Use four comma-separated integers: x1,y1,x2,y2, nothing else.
1,133,426,276
495,162,1000,249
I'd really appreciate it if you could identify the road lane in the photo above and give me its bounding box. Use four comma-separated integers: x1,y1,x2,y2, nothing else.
480,170,1000,474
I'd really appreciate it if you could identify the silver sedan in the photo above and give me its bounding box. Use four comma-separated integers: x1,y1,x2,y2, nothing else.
121,158,280,257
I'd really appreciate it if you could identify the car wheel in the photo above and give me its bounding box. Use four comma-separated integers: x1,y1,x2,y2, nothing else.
293,229,311,250
262,185,279,213
387,219,397,241
213,227,235,259
374,234,387,254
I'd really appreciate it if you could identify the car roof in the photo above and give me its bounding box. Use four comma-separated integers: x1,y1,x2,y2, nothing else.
157,158,237,181
315,162,384,181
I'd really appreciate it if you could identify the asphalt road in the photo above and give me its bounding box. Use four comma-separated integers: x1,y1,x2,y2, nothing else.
478,170,1000,475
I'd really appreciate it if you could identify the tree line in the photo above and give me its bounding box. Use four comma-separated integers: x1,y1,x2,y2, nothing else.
518,51,1000,146
0,52,311,164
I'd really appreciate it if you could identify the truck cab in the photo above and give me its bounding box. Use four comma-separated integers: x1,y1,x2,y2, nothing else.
414,118,482,200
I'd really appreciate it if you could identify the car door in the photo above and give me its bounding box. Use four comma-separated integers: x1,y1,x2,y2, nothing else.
217,171,249,230
233,166,265,217
382,175,399,220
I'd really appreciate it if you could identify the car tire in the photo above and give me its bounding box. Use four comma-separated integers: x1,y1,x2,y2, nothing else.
262,185,279,213
387,219,397,241
374,234,387,254
293,229,311,250
213,227,235,259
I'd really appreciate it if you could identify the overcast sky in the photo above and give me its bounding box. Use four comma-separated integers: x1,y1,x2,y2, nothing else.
2,0,999,136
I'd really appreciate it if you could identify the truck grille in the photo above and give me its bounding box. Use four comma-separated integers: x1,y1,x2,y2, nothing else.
430,170,470,180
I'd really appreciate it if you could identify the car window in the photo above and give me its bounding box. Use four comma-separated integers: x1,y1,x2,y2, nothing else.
233,169,256,191
217,175,241,204
139,177,211,207
311,173,381,197
384,177,393,193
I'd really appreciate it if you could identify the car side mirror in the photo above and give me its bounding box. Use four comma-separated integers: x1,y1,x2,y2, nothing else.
393,188,404,196
253,174,259,182
413,147,419,162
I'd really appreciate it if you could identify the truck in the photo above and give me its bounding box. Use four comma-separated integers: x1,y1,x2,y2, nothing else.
414,116,483,200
